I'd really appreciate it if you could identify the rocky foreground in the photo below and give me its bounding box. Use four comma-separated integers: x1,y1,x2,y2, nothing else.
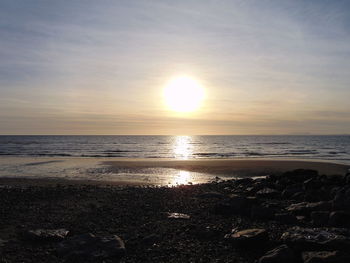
1,169,350,262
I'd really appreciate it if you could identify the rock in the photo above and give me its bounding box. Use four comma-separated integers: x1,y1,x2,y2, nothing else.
187,225,221,240
281,227,350,251
213,194,255,215
309,201,332,211
305,189,327,202
330,187,341,199
251,205,275,220
141,234,160,246
282,183,304,199
256,188,280,199
329,211,350,227
225,228,268,246
274,213,297,224
167,212,190,219
326,174,346,185
296,215,307,223
345,173,350,185
303,178,323,191
286,201,332,216
258,245,296,263
197,192,225,199
245,186,256,194
281,169,318,183
311,211,330,227
302,250,350,263
286,202,310,215
333,187,350,210
213,201,235,215
234,178,253,186
252,180,276,192
57,233,126,262
291,191,306,201
0,238,7,247
24,229,69,242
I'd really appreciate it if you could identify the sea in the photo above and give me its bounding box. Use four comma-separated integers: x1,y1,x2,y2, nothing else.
1,135,350,161
0,135,349,185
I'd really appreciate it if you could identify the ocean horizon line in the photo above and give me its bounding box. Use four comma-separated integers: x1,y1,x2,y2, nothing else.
1,134,350,136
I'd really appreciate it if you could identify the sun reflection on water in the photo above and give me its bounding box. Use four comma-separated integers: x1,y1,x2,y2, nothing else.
173,136,193,159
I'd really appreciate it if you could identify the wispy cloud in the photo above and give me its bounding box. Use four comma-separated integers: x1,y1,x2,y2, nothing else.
0,0,350,134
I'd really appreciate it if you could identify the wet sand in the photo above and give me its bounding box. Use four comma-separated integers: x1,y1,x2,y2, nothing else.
103,159,350,177
0,177,150,187
0,159,348,187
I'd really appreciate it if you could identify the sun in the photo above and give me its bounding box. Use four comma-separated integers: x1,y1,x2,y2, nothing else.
164,76,205,113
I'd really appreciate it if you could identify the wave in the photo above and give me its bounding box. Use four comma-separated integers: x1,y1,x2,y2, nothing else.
245,152,264,156
102,150,139,153
285,150,318,155
255,142,292,145
0,135,349,164
194,152,219,157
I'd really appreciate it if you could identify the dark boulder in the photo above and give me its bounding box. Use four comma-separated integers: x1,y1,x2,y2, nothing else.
330,187,341,199
274,213,298,224
0,239,7,247
24,229,69,242
57,233,126,262
225,228,268,246
234,178,254,186
345,173,350,185
332,186,350,211
304,178,323,191
311,211,330,227
197,191,226,199
304,189,328,202
251,205,275,220
213,202,235,215
141,234,160,246
281,227,350,251
258,245,296,263
286,201,332,216
291,192,306,202
281,169,318,184
256,188,280,199
329,211,350,227
302,250,350,263
187,225,221,240
213,194,255,215
282,184,304,199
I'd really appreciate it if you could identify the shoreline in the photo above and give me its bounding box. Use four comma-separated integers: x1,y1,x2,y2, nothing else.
0,177,152,187
103,158,350,176
0,158,348,186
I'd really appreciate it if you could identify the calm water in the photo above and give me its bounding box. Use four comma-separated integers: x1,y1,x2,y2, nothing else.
0,135,350,163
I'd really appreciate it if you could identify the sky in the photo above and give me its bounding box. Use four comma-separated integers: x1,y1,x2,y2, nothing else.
0,0,350,135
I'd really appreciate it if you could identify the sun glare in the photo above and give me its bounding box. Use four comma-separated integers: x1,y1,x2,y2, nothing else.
164,76,205,113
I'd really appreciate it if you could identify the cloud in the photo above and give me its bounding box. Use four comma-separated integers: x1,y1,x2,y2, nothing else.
0,0,350,134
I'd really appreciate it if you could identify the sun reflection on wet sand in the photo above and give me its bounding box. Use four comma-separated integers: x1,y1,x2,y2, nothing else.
171,170,192,185
173,136,193,159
